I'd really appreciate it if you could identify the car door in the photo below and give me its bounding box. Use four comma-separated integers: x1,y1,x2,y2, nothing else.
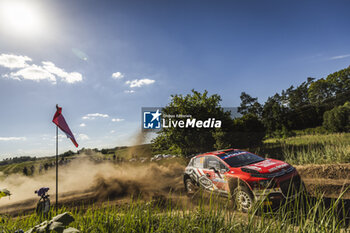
192,156,214,190
204,156,228,193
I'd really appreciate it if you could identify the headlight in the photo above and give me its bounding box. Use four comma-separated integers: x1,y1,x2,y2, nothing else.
241,168,260,174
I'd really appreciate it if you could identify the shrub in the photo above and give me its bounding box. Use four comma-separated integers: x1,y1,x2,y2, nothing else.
323,102,350,132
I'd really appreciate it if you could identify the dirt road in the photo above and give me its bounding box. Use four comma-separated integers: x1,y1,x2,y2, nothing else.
296,164,350,198
0,161,349,216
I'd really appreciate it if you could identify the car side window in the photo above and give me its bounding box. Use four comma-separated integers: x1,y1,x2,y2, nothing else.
219,161,227,170
204,156,222,170
188,158,194,167
204,156,224,170
193,157,205,168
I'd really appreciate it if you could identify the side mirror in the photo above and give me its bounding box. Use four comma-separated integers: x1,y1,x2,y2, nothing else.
220,169,227,174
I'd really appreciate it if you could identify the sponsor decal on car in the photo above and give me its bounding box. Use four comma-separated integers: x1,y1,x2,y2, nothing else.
268,163,289,172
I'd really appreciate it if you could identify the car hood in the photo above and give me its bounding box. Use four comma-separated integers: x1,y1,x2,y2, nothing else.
242,159,290,174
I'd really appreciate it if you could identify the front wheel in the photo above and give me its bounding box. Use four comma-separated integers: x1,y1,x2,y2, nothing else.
36,198,50,215
185,178,197,197
234,186,254,213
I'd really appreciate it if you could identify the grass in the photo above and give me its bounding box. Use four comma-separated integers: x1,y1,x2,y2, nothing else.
1,189,349,233
254,133,350,165
1,132,349,231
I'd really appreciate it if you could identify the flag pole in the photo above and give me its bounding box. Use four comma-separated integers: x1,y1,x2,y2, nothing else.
56,122,58,213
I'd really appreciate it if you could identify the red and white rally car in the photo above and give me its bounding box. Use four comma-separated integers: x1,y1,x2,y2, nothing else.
184,149,304,212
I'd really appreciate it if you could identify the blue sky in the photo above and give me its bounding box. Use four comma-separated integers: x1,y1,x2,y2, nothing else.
0,0,350,158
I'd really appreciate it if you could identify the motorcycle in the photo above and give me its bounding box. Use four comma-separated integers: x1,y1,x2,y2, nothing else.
35,187,50,215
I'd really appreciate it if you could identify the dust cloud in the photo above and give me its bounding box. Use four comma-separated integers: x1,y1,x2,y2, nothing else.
0,154,185,212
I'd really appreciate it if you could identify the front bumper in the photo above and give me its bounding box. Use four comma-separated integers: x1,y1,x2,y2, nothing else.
253,187,284,202
252,174,305,203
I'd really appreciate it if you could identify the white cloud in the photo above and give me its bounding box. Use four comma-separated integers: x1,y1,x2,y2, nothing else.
42,61,82,83
0,137,26,141
78,134,89,140
124,90,135,94
112,72,124,79
329,54,350,60
126,78,155,88
0,53,83,84
0,54,31,69
110,130,115,133
112,118,124,122
82,113,109,120
79,123,86,127
9,64,56,83
41,134,66,142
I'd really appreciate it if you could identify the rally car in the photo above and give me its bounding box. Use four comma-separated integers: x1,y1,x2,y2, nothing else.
184,149,305,212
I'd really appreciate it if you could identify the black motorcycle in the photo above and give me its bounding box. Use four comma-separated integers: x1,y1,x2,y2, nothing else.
35,187,50,215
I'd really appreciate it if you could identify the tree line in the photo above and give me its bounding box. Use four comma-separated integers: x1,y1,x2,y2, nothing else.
152,66,350,156
239,66,350,137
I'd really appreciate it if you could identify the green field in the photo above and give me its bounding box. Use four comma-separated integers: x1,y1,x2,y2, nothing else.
255,133,350,165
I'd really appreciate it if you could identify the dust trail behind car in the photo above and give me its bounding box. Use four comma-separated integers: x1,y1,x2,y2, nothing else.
0,155,185,214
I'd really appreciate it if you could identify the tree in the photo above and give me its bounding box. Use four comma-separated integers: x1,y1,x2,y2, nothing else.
325,66,350,96
283,78,314,110
261,93,289,135
280,78,321,130
152,90,234,155
308,67,350,106
308,78,333,104
152,90,266,155
323,102,350,132
238,92,262,117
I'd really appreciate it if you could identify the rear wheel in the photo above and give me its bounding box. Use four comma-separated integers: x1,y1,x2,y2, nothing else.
234,186,254,213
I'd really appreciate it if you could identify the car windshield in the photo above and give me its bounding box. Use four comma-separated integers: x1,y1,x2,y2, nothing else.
221,151,264,167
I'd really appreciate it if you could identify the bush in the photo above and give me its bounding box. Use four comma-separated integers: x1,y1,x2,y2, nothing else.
323,102,350,132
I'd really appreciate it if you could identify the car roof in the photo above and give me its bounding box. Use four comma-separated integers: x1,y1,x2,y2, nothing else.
195,148,240,158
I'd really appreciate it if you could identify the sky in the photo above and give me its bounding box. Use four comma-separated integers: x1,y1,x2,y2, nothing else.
0,0,350,158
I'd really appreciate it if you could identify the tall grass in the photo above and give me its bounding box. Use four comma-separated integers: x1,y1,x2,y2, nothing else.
1,190,349,233
258,133,350,164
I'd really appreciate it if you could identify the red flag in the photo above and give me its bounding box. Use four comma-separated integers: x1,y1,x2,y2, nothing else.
52,105,78,147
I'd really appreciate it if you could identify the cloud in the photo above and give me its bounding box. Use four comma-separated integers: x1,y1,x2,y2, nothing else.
110,130,115,134
79,123,86,127
125,78,155,88
0,137,26,141
82,113,109,120
41,134,65,142
124,90,135,94
112,72,124,79
329,54,350,60
0,54,31,69
111,118,124,122
42,61,82,83
0,53,83,84
78,134,89,140
8,64,56,83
